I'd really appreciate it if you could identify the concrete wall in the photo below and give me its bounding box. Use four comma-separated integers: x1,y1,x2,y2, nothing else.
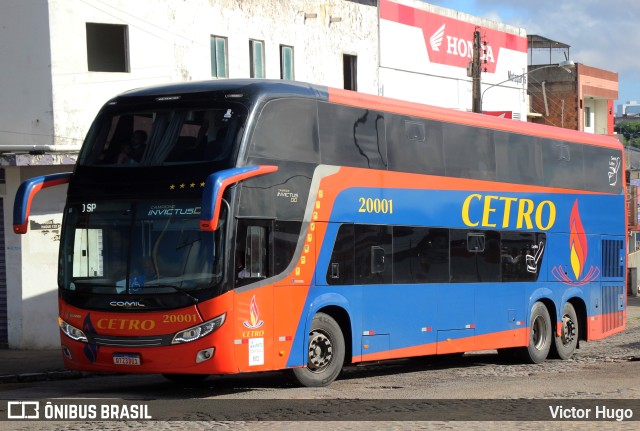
47,0,379,153
0,0,55,152
577,64,618,134
1,161,73,349
529,67,578,130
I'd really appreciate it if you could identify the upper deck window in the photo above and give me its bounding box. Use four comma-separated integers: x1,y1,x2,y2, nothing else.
79,102,247,166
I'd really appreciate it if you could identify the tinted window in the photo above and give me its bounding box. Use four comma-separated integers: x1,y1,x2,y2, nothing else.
444,123,496,181
450,230,500,282
387,116,445,176
79,103,246,166
327,224,355,285
239,159,314,221
274,221,302,276
543,141,584,189
250,98,319,164
501,232,546,282
495,132,544,186
235,219,272,287
319,102,387,169
582,145,623,193
355,225,392,284
393,226,448,283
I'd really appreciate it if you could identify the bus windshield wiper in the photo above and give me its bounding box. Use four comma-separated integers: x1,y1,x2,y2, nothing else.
141,284,200,303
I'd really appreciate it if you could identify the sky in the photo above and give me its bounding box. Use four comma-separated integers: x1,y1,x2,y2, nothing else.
428,0,640,112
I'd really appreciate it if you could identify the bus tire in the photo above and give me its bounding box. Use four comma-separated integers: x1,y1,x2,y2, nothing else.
162,373,209,385
519,302,552,364
550,302,578,360
292,312,345,387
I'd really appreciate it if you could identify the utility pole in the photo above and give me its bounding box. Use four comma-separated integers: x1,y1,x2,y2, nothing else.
471,28,482,113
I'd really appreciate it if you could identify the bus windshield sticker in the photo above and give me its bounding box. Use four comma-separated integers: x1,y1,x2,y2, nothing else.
146,205,201,218
248,338,265,366
526,242,545,273
608,156,621,186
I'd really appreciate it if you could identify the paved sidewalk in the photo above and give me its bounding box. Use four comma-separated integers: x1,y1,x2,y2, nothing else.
1,294,638,384
0,348,80,384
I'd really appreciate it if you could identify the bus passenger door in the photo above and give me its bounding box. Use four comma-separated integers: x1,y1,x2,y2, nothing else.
233,222,274,373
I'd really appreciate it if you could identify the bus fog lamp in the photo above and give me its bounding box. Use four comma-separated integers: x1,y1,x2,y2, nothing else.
58,317,88,343
62,345,73,359
172,313,226,344
196,347,215,363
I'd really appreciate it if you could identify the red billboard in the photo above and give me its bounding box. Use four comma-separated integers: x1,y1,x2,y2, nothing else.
379,0,527,74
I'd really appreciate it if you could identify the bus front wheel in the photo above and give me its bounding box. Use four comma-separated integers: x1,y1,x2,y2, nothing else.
292,312,345,387
519,302,552,364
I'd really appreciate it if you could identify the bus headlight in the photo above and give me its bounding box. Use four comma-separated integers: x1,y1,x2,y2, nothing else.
171,313,226,344
58,317,88,343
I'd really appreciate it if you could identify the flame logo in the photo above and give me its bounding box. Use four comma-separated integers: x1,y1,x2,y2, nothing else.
552,199,600,286
569,200,587,279
243,295,264,329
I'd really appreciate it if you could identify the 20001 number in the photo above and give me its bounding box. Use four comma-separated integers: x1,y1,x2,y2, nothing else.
358,198,394,214
162,314,198,324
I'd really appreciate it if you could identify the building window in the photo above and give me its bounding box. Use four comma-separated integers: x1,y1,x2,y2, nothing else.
250,39,265,78
86,23,129,72
585,106,592,128
280,45,294,80
210,36,228,78
343,54,357,91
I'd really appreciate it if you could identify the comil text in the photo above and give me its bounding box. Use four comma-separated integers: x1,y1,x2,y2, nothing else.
461,194,556,231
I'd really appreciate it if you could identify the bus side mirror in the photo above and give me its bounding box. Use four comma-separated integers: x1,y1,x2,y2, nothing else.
200,165,278,231
13,173,72,234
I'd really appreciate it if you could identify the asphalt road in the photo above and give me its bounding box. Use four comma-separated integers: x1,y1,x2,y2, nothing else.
1,297,639,429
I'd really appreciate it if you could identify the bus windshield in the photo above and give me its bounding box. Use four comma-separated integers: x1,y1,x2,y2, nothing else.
60,199,225,295
78,102,247,166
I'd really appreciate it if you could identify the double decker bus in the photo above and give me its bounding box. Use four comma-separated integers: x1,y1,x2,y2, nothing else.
14,79,626,387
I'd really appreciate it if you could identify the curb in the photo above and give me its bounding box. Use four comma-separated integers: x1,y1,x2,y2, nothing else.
0,370,84,384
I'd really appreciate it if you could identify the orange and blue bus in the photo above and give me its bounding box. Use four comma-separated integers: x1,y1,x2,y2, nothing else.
14,80,626,386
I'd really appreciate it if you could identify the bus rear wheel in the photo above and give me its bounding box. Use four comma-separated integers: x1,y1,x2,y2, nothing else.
292,312,345,387
519,302,552,364
550,302,578,360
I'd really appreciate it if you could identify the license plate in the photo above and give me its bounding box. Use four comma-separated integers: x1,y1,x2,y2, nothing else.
113,353,141,366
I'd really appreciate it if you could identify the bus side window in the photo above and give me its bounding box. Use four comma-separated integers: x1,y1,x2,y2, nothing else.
501,232,545,282
355,224,392,284
327,224,355,285
450,229,500,282
392,226,449,284
245,226,267,278
319,103,388,170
